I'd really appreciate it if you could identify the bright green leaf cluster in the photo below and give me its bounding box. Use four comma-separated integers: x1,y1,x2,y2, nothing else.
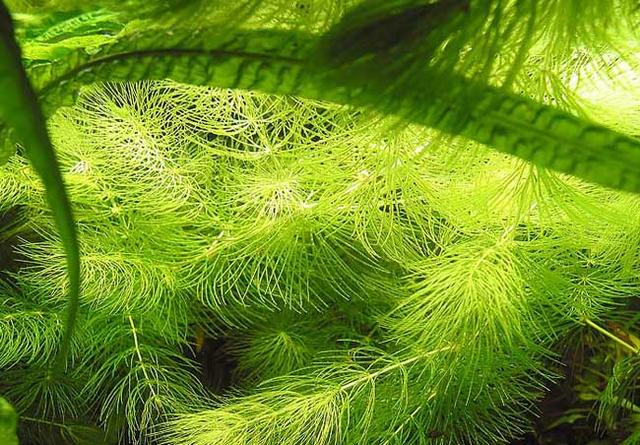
1,1,640,445
1,77,639,444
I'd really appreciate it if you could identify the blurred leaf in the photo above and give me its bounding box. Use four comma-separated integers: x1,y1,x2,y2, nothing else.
622,431,640,445
62,423,116,445
0,397,18,445
0,129,12,164
546,412,588,430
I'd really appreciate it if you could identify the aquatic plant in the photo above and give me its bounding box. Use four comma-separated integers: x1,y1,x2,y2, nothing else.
1,1,639,444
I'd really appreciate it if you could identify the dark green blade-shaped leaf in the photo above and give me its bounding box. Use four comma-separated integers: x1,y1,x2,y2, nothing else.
0,1,79,373
13,1,640,193
0,397,18,445
63,424,118,445
34,33,640,193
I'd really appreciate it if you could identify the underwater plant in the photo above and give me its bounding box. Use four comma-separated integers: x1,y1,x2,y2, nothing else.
1,0,640,444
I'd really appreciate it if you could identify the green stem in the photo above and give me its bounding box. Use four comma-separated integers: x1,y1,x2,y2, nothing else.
20,415,70,430
583,318,639,354
128,315,159,400
341,345,454,391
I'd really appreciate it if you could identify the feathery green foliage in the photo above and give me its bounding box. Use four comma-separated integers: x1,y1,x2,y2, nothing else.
1,1,640,445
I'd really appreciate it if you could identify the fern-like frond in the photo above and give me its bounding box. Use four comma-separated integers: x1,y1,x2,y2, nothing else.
160,346,452,445
228,311,344,382
0,296,63,368
598,354,640,431
79,314,206,444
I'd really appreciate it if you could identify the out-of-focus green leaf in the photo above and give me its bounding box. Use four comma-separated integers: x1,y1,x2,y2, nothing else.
63,424,117,445
622,429,640,445
0,397,18,445
0,132,13,164
545,411,588,430
22,34,117,59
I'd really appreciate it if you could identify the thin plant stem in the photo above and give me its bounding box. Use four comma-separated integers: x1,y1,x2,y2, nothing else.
128,315,159,400
583,318,639,355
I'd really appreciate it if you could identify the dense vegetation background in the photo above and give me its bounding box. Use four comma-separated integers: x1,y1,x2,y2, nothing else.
0,1,639,444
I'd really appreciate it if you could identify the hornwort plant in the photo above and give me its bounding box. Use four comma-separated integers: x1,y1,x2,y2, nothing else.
0,1,640,444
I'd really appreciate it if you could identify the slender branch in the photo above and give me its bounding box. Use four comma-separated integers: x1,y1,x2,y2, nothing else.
341,345,454,391
20,415,70,430
583,318,639,354
128,315,159,400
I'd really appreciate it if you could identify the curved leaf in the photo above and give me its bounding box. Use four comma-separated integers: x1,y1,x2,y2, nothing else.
0,1,79,373
34,28,640,193
6,1,640,192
